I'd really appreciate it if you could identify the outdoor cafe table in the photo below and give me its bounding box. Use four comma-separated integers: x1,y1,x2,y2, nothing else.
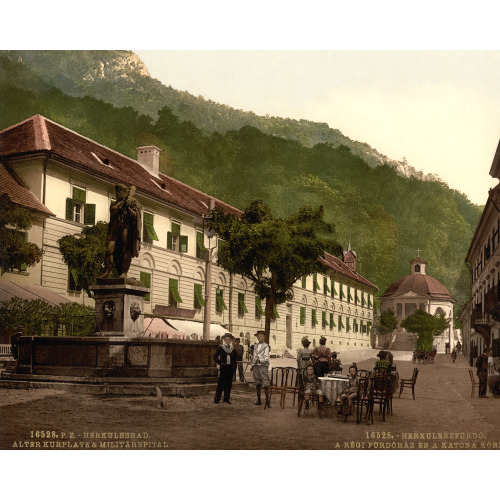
319,376,349,405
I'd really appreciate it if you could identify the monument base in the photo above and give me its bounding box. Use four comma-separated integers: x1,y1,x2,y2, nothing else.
91,278,149,337
11,336,218,379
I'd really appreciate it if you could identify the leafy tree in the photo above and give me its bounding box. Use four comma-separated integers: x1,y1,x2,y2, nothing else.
209,200,342,341
58,221,109,298
0,298,95,337
401,309,450,351
378,309,398,335
0,298,59,336
0,193,44,272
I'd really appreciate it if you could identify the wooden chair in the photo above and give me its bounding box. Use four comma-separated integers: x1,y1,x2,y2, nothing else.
351,377,372,424
280,367,300,409
367,374,391,422
399,368,419,399
269,367,291,409
469,369,479,398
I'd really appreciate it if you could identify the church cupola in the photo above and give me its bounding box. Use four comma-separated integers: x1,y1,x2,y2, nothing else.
343,241,357,272
411,254,427,275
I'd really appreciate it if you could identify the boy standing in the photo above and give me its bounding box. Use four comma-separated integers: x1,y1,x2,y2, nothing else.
251,330,271,408
213,333,237,404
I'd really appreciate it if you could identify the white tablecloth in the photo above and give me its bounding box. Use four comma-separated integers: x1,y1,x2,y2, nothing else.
319,377,349,404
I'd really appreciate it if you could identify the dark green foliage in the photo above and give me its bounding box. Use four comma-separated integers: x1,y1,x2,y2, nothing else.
0,298,95,337
0,53,482,317
209,200,341,338
0,194,43,272
58,221,109,298
378,310,398,335
401,309,450,351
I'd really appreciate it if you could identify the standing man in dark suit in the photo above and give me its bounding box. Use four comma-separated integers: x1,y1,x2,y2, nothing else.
213,333,237,404
476,348,490,398
232,338,245,382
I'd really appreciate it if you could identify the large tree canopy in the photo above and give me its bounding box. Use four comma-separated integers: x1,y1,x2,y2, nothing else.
401,309,450,351
209,200,342,340
58,221,109,298
0,193,43,272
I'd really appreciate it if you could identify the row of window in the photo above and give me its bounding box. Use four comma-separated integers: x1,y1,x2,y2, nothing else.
302,273,372,307
65,186,207,259
474,218,500,282
299,306,371,333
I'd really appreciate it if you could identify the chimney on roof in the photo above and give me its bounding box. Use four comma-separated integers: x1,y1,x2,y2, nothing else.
136,146,161,178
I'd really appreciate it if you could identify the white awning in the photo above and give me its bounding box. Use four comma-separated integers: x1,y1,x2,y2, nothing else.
165,319,232,340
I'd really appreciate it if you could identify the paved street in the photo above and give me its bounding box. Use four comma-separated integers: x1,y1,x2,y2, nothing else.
1,353,499,450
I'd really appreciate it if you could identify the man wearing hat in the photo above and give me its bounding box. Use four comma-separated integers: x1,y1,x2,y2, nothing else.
213,333,237,404
251,330,271,408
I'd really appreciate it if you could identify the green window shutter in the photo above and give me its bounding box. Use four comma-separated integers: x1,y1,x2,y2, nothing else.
300,307,306,325
324,278,330,294
180,235,188,253
169,279,183,304
339,315,344,330
72,187,86,204
313,273,321,291
194,283,205,307
238,294,248,314
356,292,360,304
330,313,336,328
368,297,372,308
140,272,151,301
144,213,159,241
362,294,367,306
84,204,96,225
171,222,181,236
19,232,28,271
70,268,79,286
65,198,74,220
255,296,265,315
273,303,280,319
332,280,337,296
302,276,307,288
196,232,205,251
340,285,346,299
346,318,351,331
322,311,328,327
367,321,372,333
348,291,353,302
216,290,227,311
167,232,173,250
312,309,317,325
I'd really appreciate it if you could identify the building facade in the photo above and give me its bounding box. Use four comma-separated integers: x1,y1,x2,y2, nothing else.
462,140,500,365
380,257,455,352
0,115,377,353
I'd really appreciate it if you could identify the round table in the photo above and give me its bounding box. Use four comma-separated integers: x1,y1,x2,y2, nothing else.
319,377,349,404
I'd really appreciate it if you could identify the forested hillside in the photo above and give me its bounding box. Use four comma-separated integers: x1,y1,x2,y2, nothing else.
0,54,481,320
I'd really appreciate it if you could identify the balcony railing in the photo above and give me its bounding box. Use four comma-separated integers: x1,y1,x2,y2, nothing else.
484,285,500,314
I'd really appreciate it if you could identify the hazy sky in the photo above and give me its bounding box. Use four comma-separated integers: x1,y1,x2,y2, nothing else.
135,50,500,205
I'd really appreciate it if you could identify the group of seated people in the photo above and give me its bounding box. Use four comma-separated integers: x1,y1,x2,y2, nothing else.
297,342,398,413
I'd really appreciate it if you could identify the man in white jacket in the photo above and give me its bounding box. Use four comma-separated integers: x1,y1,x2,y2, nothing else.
251,330,271,408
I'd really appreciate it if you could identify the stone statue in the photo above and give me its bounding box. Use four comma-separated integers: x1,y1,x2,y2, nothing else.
100,184,141,278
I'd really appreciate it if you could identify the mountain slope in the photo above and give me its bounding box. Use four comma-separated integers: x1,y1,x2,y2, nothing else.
0,52,481,322
0,49,435,180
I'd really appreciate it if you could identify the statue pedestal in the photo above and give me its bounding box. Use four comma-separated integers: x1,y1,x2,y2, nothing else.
91,278,150,337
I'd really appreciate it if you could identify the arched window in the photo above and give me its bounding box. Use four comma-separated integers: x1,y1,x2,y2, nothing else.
414,264,421,273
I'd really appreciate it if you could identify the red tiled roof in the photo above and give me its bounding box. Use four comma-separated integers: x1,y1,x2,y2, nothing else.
0,115,242,218
382,273,455,302
0,163,53,216
319,252,378,291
